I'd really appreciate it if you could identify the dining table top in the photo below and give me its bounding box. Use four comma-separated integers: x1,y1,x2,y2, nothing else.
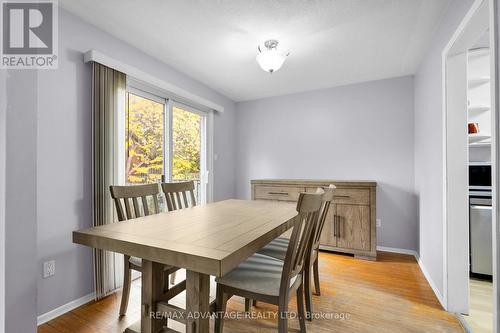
73,199,298,277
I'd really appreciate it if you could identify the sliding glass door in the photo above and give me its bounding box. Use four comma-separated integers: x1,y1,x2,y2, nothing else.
171,103,207,204
124,88,209,204
125,91,165,184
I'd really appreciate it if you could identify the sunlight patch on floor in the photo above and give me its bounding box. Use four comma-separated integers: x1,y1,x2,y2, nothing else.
464,278,493,333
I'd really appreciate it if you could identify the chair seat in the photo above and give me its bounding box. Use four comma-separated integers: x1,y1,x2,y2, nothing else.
257,237,289,261
215,253,296,297
259,237,320,263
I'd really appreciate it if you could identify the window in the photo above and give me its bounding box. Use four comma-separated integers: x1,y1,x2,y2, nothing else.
172,106,201,182
122,86,211,204
125,92,165,184
171,104,208,203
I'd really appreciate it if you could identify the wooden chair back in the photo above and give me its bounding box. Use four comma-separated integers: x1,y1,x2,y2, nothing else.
312,185,336,251
109,183,161,221
280,191,323,296
161,181,197,211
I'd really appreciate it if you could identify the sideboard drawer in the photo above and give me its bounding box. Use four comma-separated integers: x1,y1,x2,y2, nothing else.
306,187,370,205
332,188,370,205
254,186,305,202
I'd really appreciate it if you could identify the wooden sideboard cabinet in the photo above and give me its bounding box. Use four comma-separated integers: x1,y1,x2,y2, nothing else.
251,179,377,260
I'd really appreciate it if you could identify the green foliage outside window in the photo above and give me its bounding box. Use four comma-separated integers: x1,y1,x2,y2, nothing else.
125,93,201,184
126,93,164,184
172,106,201,181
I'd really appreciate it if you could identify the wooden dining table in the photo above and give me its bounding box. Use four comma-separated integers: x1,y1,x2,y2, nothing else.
73,199,298,333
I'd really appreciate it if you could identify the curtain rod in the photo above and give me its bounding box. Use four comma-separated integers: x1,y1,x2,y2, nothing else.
83,50,224,113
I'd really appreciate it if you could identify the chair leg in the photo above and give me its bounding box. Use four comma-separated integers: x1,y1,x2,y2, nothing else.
297,283,307,333
119,255,132,316
304,265,313,321
278,302,288,333
244,298,251,312
215,286,227,333
313,257,321,296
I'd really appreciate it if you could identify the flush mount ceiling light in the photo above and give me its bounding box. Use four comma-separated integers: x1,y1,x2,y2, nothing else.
256,40,289,73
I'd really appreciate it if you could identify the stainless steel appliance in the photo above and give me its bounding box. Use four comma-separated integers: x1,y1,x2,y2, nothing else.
470,196,492,276
469,162,492,277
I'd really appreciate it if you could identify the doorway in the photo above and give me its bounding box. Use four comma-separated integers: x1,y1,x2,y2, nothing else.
443,0,498,332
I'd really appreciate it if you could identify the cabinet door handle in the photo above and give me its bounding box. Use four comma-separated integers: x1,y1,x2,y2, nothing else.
333,215,337,237
337,215,342,238
335,215,339,237
268,192,289,196
333,215,339,237
333,195,350,199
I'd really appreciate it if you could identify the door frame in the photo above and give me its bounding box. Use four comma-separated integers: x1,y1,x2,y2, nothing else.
443,50,469,313
442,0,499,328
0,68,6,332
492,1,499,330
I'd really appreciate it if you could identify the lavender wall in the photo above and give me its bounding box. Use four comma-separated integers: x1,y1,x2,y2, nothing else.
0,69,6,333
4,70,38,332
36,8,236,316
235,76,418,251
414,0,473,297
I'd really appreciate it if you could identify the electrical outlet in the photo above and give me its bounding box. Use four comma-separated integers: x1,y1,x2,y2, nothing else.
376,219,382,227
43,260,55,278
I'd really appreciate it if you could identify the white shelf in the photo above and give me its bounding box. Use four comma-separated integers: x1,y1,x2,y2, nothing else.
469,133,491,144
469,141,491,148
467,47,491,150
468,48,490,58
468,77,490,87
468,105,490,113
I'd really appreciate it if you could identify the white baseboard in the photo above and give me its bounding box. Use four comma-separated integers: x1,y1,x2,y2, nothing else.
376,246,446,309
37,292,95,325
376,246,419,259
417,258,446,309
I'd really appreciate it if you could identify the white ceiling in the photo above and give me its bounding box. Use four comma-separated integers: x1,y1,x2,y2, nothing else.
60,0,451,102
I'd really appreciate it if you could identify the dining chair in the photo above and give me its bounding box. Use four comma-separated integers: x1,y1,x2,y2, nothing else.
161,180,197,211
215,191,324,333
161,180,197,285
254,185,336,319
110,183,184,316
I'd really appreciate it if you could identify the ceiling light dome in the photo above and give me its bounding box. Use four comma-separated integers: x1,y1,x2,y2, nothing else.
256,40,289,73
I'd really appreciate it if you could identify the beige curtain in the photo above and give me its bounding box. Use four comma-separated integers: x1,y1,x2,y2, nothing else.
91,62,126,300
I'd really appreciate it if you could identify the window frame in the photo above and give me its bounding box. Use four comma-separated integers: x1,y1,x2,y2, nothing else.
123,87,168,185
169,100,212,204
122,80,214,203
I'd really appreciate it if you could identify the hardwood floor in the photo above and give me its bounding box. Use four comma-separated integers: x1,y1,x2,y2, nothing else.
464,278,493,333
38,251,464,333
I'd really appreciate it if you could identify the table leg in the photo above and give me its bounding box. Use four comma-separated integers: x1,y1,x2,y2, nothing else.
186,270,210,333
141,260,164,333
